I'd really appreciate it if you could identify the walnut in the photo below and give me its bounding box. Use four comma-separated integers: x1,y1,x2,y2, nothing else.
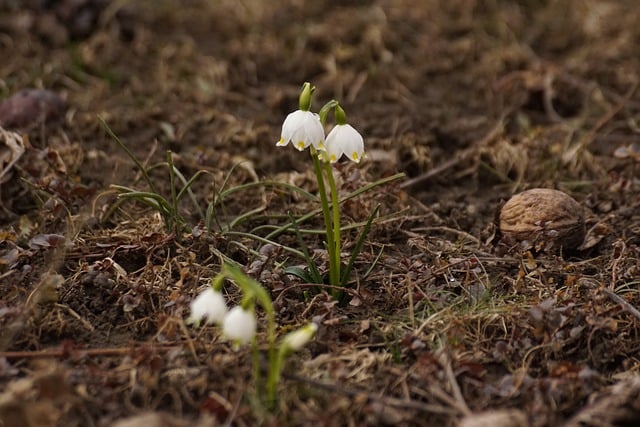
498,188,585,252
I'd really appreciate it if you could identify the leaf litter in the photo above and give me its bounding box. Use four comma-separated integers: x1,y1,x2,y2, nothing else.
1,0,640,426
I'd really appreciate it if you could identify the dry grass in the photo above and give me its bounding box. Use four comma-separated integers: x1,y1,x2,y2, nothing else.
1,0,640,426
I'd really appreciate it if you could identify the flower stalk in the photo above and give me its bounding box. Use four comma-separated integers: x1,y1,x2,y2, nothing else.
188,264,316,410
276,82,366,291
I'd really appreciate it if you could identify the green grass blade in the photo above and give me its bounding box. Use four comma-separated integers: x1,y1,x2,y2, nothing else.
174,169,208,219
264,173,405,240
287,212,322,283
100,116,158,194
341,204,380,286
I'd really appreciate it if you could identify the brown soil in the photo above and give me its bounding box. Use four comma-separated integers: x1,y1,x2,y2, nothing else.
1,1,639,426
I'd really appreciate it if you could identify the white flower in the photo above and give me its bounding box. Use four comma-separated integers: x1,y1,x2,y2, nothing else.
222,306,257,345
187,288,228,326
324,124,364,163
282,322,318,352
276,110,325,151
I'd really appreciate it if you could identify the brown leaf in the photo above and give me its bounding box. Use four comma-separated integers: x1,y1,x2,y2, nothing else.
0,89,66,129
459,409,528,427
0,126,25,183
28,234,68,250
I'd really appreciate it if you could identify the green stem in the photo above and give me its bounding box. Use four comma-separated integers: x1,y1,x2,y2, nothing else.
310,148,336,286
167,151,178,234
221,264,278,408
323,160,341,290
263,172,405,240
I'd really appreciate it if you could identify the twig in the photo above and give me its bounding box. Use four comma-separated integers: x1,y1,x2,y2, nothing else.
284,372,457,415
441,353,472,416
603,288,640,322
400,119,503,189
409,226,483,247
53,303,95,332
0,344,180,360
582,80,638,148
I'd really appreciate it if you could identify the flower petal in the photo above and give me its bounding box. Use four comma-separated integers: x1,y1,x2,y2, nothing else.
277,110,324,151
282,322,318,352
325,124,364,163
222,306,257,345
187,288,228,326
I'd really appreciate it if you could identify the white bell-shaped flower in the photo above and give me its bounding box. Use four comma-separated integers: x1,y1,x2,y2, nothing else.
187,288,228,326
276,110,325,151
282,322,318,352
222,306,257,345
324,124,364,163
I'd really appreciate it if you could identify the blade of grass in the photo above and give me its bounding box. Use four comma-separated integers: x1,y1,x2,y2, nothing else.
111,187,173,212
255,207,408,236
215,180,318,206
222,231,307,259
363,244,385,279
264,172,405,240
110,186,178,230
174,168,208,219
99,116,158,194
167,151,178,233
341,204,380,286
287,212,322,283
226,205,267,231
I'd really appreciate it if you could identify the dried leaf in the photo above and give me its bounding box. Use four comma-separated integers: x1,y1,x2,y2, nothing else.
459,409,528,427
28,234,69,250
0,89,65,129
0,126,25,183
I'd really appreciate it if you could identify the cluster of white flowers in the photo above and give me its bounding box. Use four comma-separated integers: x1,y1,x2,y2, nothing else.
187,287,256,345
276,87,364,163
187,287,317,350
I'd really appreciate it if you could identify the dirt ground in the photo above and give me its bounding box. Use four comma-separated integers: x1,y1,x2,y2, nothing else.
1,0,640,426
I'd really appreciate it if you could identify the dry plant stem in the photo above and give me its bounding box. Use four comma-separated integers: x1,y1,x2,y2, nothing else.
441,352,471,416
0,344,180,359
410,226,483,246
602,288,640,322
581,80,638,149
406,275,415,330
400,118,504,188
284,373,457,416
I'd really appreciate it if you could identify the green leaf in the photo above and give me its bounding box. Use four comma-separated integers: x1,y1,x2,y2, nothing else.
283,266,317,283
341,204,380,286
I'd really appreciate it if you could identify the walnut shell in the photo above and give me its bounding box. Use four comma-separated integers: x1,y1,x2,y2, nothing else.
499,188,585,252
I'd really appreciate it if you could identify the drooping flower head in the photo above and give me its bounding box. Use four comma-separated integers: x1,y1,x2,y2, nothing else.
186,287,228,326
324,106,364,163
281,322,318,353
222,305,257,346
276,82,325,151
277,110,325,151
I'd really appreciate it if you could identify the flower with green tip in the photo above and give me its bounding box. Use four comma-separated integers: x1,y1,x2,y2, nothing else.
276,110,325,151
325,124,364,163
282,322,318,353
222,306,257,345
186,288,228,326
